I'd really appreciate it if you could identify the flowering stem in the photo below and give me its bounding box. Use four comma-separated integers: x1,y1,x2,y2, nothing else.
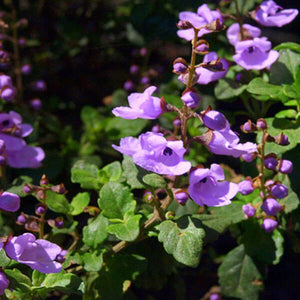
259,130,267,200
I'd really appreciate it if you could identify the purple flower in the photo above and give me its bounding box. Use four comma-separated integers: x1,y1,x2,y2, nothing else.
4,233,62,273
112,86,163,120
21,64,32,75
208,121,257,158
0,271,9,295
0,191,20,212
196,52,229,85
32,80,47,91
181,91,201,108
233,37,279,70
177,4,223,41
242,203,256,218
227,23,261,46
262,218,278,233
188,164,238,207
278,159,293,174
0,74,17,102
253,0,298,27
238,179,254,195
30,98,42,110
113,132,191,176
123,80,135,92
261,198,282,215
264,156,278,170
271,183,288,199
202,110,227,131
175,191,189,205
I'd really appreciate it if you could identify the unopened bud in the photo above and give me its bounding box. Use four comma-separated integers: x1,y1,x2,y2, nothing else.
194,40,209,55
261,198,282,216
238,179,254,195
256,118,267,130
278,159,293,174
51,183,66,194
17,213,26,224
262,218,278,233
23,184,32,194
242,204,256,218
264,154,278,170
177,20,193,29
55,217,64,229
202,109,227,131
271,183,288,199
174,191,189,205
274,133,290,146
241,120,256,133
40,174,49,186
181,91,201,108
165,211,175,220
35,205,46,215
173,118,181,127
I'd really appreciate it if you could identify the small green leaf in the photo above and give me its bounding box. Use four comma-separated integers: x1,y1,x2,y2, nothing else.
215,78,247,100
122,155,146,189
0,249,10,268
70,192,90,216
158,217,205,267
247,78,284,100
98,182,136,219
275,109,297,119
45,190,72,214
218,244,264,300
107,212,142,241
5,268,32,292
82,251,104,272
98,161,122,184
274,42,300,53
38,272,85,294
6,176,33,197
71,160,101,190
82,213,108,248
32,271,46,287
142,173,167,188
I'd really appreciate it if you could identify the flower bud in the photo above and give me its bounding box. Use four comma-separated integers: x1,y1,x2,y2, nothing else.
143,191,153,203
177,20,193,29
55,218,64,229
123,80,134,92
173,62,187,74
238,179,254,195
271,183,288,199
210,293,221,300
256,118,267,130
194,40,209,55
1,87,16,101
30,98,42,110
262,218,278,233
180,72,198,86
151,125,160,133
21,64,31,75
261,198,282,216
264,155,278,170
18,37,26,46
241,153,256,162
235,73,242,82
40,174,49,186
241,120,256,133
274,133,290,146
32,80,47,91
35,205,46,215
181,91,201,108
23,184,32,194
202,110,227,131
165,211,175,220
17,214,26,224
278,159,293,174
56,250,68,263
130,64,139,74
140,47,147,57
173,118,181,128
174,191,189,205
242,204,256,218
141,76,150,85
51,183,66,194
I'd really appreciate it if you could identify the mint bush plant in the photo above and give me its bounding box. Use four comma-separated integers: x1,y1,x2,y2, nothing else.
0,0,299,299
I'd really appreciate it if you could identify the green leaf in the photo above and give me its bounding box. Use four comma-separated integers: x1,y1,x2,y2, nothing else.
274,42,300,53
6,176,33,197
82,251,104,272
94,254,147,300
142,173,167,189
192,201,245,233
32,271,46,287
0,249,11,268
45,190,72,214
71,160,101,190
126,23,144,46
218,244,264,300
215,78,247,100
270,49,300,84
105,117,148,139
256,117,300,155
37,272,84,294
98,182,136,219
275,109,297,119
122,155,146,189
52,221,79,236
82,213,108,248
70,192,90,216
98,161,122,184
247,78,284,100
280,176,299,213
240,221,284,265
5,268,32,292
107,212,142,241
158,217,205,267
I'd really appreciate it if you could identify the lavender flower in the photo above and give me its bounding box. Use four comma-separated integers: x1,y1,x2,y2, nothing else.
188,164,238,207
0,271,9,295
233,37,279,70
278,159,293,174
181,91,201,108
261,198,282,215
196,52,229,85
253,0,298,27
208,121,257,158
262,218,278,233
4,233,62,273
238,179,254,195
271,183,288,199
0,191,20,212
112,86,163,119
113,132,191,175
202,110,227,131
0,74,17,102
227,23,261,46
177,4,223,41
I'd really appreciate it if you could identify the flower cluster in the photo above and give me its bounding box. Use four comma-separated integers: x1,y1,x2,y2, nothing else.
0,74,17,102
0,111,45,168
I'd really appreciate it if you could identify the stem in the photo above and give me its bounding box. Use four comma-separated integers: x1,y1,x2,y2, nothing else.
12,7,23,104
259,130,267,200
241,95,256,118
233,0,244,40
